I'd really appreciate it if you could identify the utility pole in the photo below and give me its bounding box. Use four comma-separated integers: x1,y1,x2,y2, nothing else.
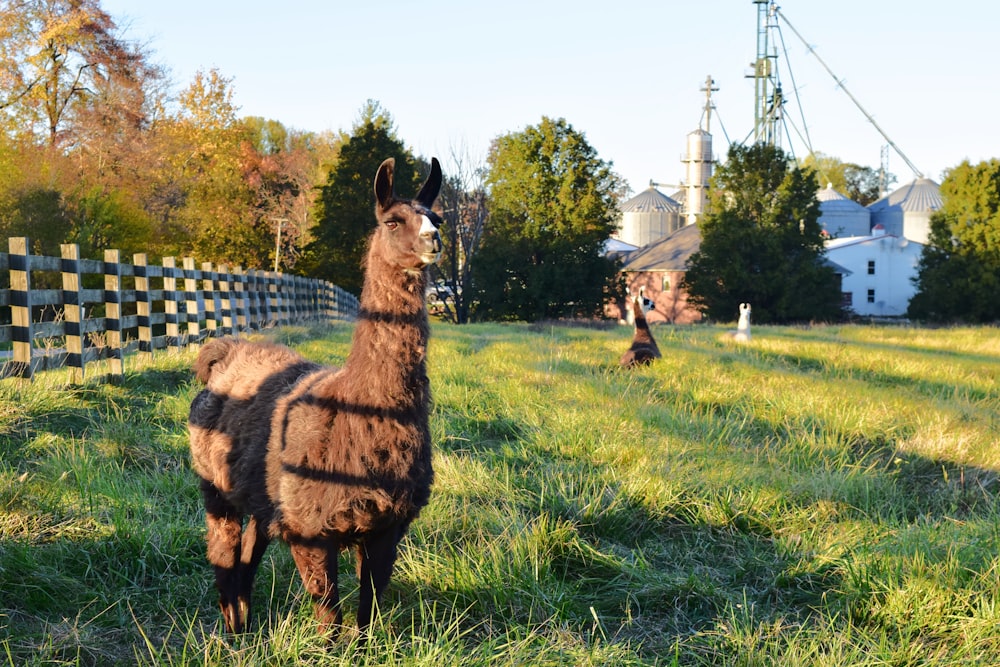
273,218,287,272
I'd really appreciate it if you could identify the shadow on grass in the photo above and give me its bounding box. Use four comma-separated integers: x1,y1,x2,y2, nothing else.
424,326,1000,660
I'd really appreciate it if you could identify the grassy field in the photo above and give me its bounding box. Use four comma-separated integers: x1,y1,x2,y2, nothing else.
1,321,998,666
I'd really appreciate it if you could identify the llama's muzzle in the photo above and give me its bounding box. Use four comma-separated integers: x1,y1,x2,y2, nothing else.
418,214,442,265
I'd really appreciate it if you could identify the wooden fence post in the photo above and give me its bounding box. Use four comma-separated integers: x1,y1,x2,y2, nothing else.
250,270,264,329
183,257,200,346
284,273,294,325
163,257,182,349
281,276,296,323
266,271,278,327
201,262,219,337
61,243,85,382
260,272,270,327
296,276,307,322
312,280,323,322
233,266,248,334
134,253,153,358
9,237,33,380
217,264,233,336
104,249,124,377
244,270,258,329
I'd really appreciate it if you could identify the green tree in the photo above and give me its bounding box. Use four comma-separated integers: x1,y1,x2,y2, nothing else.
908,159,1000,323
298,100,414,295
684,143,843,324
472,117,624,321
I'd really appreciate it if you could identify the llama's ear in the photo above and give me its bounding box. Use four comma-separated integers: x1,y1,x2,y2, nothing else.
374,158,396,211
415,157,442,207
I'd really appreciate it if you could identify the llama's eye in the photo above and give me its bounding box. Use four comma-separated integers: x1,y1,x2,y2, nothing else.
385,220,399,231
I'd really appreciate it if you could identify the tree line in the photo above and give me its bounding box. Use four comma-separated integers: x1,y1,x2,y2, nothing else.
1,0,996,325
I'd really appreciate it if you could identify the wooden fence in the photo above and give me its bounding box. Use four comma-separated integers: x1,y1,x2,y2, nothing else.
0,237,359,382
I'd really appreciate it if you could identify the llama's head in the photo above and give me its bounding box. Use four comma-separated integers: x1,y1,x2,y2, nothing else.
629,286,655,316
372,157,443,274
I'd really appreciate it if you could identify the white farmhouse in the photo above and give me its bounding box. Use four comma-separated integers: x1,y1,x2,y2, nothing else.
824,225,924,317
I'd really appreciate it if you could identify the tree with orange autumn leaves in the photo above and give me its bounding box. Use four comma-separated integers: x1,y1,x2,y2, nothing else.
0,0,338,271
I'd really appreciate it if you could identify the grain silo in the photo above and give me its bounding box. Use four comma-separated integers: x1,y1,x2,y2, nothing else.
682,128,713,225
616,186,683,248
817,183,870,238
868,178,941,244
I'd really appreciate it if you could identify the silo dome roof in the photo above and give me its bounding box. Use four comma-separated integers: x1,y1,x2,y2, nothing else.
621,186,682,214
817,183,867,212
868,178,942,213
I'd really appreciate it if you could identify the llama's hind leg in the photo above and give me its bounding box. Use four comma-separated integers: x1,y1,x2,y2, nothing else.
200,478,253,634
289,537,343,636
234,516,270,631
355,527,402,632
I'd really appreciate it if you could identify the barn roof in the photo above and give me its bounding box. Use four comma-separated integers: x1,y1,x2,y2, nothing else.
621,223,701,272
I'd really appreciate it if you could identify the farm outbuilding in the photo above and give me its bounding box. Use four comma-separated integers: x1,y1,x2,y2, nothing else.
615,186,683,248
817,183,871,238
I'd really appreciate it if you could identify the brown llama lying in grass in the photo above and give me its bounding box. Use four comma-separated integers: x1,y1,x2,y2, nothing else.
188,157,442,638
619,286,661,368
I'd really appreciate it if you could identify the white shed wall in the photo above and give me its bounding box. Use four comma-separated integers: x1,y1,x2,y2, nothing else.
826,234,924,317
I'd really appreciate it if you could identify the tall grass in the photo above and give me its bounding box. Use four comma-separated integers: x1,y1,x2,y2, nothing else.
1,321,998,665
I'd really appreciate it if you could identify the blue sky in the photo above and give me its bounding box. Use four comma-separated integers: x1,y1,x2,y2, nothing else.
102,0,999,195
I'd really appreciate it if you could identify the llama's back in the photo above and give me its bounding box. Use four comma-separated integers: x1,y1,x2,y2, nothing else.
620,342,660,368
189,338,325,505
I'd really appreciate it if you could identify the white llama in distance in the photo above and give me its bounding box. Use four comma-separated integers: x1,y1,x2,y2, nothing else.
731,302,751,342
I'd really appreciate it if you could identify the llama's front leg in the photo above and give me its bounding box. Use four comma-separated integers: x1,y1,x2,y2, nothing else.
289,537,342,636
200,478,247,634
355,528,402,632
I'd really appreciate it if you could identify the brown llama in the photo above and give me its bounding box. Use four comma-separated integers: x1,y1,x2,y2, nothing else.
619,286,661,368
187,157,443,638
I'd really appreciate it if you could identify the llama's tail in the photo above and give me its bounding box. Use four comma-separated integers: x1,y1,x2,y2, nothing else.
193,338,239,384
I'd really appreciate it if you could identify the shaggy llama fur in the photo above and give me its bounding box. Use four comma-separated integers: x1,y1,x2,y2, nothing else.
188,157,443,638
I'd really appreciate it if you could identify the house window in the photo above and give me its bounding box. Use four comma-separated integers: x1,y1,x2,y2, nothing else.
867,260,876,275
842,292,853,307
867,289,875,304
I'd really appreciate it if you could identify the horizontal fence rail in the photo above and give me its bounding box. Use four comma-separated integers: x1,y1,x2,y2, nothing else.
0,237,359,382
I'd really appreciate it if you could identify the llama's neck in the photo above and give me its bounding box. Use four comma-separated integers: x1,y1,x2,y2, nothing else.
632,300,655,344
341,255,431,407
